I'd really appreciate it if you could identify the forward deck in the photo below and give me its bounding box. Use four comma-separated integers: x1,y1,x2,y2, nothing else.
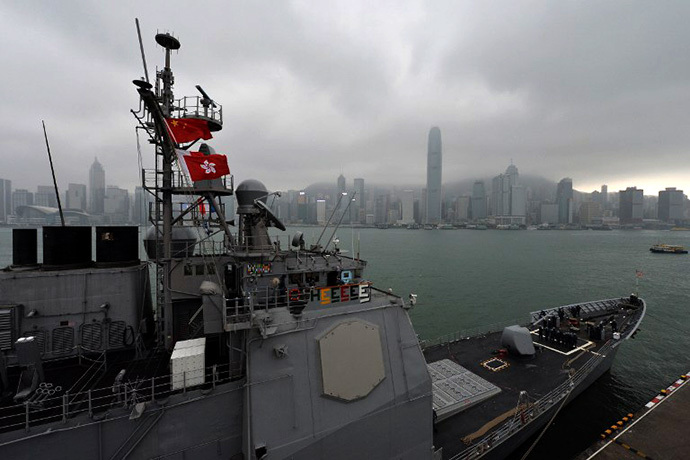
424,297,645,459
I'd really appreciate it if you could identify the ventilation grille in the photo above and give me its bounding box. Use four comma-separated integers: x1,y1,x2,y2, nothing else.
0,308,13,350
108,321,126,349
52,327,74,354
23,330,47,354
81,323,103,351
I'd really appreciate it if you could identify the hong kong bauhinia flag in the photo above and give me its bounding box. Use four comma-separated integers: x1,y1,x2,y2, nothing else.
165,117,213,143
176,150,230,182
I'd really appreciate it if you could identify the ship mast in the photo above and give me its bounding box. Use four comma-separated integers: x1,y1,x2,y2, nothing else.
133,28,231,350
155,32,179,350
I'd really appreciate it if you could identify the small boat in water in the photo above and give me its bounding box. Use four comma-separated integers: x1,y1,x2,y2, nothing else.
650,244,688,254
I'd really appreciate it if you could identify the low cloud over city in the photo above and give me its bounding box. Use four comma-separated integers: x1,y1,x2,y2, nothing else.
2,1,690,195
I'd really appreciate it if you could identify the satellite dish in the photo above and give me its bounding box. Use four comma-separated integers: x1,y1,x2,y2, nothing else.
255,200,286,231
291,232,305,248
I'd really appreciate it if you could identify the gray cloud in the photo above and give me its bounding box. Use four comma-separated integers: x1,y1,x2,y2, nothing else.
1,0,689,196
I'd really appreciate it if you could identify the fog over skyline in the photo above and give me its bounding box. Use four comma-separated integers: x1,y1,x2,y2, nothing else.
2,1,690,196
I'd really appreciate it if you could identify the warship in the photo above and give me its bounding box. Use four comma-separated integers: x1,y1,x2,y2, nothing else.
0,26,645,459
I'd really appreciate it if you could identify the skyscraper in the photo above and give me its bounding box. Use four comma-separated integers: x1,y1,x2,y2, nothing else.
401,190,415,224
65,183,87,211
471,181,487,220
89,158,105,215
337,174,346,194
556,178,573,224
658,187,684,222
425,127,442,224
35,185,58,208
601,185,608,207
353,178,365,223
619,187,643,224
490,164,525,224
0,178,11,223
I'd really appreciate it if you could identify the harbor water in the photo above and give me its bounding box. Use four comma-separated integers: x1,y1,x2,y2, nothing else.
1,226,688,459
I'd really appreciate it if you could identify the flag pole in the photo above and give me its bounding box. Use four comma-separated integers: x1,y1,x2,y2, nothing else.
42,120,65,227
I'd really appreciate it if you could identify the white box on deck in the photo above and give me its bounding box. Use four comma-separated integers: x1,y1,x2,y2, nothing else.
171,337,206,390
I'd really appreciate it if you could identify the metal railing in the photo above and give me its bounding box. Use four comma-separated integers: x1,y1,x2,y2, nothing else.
0,362,234,434
421,316,529,349
451,339,615,460
174,95,223,126
222,282,390,327
142,169,233,192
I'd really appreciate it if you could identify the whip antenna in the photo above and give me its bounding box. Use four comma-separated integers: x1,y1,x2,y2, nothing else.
135,18,150,83
42,120,65,227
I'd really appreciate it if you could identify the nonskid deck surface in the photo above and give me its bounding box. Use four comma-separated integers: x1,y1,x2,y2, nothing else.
424,297,643,458
425,331,577,456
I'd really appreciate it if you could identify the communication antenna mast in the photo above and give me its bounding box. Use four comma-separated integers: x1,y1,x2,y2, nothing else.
135,18,150,83
42,121,65,227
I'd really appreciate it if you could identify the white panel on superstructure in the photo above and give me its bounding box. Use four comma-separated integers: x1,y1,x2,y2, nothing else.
428,359,501,422
170,337,206,390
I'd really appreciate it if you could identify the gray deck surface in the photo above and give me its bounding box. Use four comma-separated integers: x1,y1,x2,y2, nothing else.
424,330,601,458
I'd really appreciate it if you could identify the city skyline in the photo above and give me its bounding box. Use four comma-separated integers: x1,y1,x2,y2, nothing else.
2,3,689,197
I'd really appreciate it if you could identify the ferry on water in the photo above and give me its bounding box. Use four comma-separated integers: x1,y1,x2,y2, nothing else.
649,244,688,254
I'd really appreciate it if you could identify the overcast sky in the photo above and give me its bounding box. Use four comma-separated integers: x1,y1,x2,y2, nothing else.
2,1,690,196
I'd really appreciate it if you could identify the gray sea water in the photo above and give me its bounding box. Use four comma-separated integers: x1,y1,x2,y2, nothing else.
2,226,689,458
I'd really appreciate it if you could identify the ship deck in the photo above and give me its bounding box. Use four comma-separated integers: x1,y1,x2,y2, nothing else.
0,340,235,435
424,297,645,459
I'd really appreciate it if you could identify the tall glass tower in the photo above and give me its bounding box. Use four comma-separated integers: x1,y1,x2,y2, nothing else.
426,127,442,224
89,158,106,215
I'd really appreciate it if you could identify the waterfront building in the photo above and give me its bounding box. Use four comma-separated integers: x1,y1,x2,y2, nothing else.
316,199,326,225
337,174,346,194
89,158,106,215
471,181,487,220
601,185,608,207
133,186,149,225
658,187,684,223
353,178,365,223
426,127,442,224
619,187,643,224
12,189,34,214
0,178,11,222
455,196,470,222
540,203,559,225
400,190,415,224
491,164,526,225
374,193,390,224
556,178,573,224
65,183,87,211
35,185,58,208
579,201,603,225
104,185,130,223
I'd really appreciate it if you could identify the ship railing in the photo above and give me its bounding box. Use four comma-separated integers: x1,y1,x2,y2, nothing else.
0,362,235,434
223,282,386,326
174,95,223,126
420,316,529,349
142,168,233,192
195,239,227,256
451,340,616,460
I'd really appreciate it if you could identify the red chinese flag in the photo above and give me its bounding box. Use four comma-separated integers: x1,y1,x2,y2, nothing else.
165,117,213,144
182,153,230,181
